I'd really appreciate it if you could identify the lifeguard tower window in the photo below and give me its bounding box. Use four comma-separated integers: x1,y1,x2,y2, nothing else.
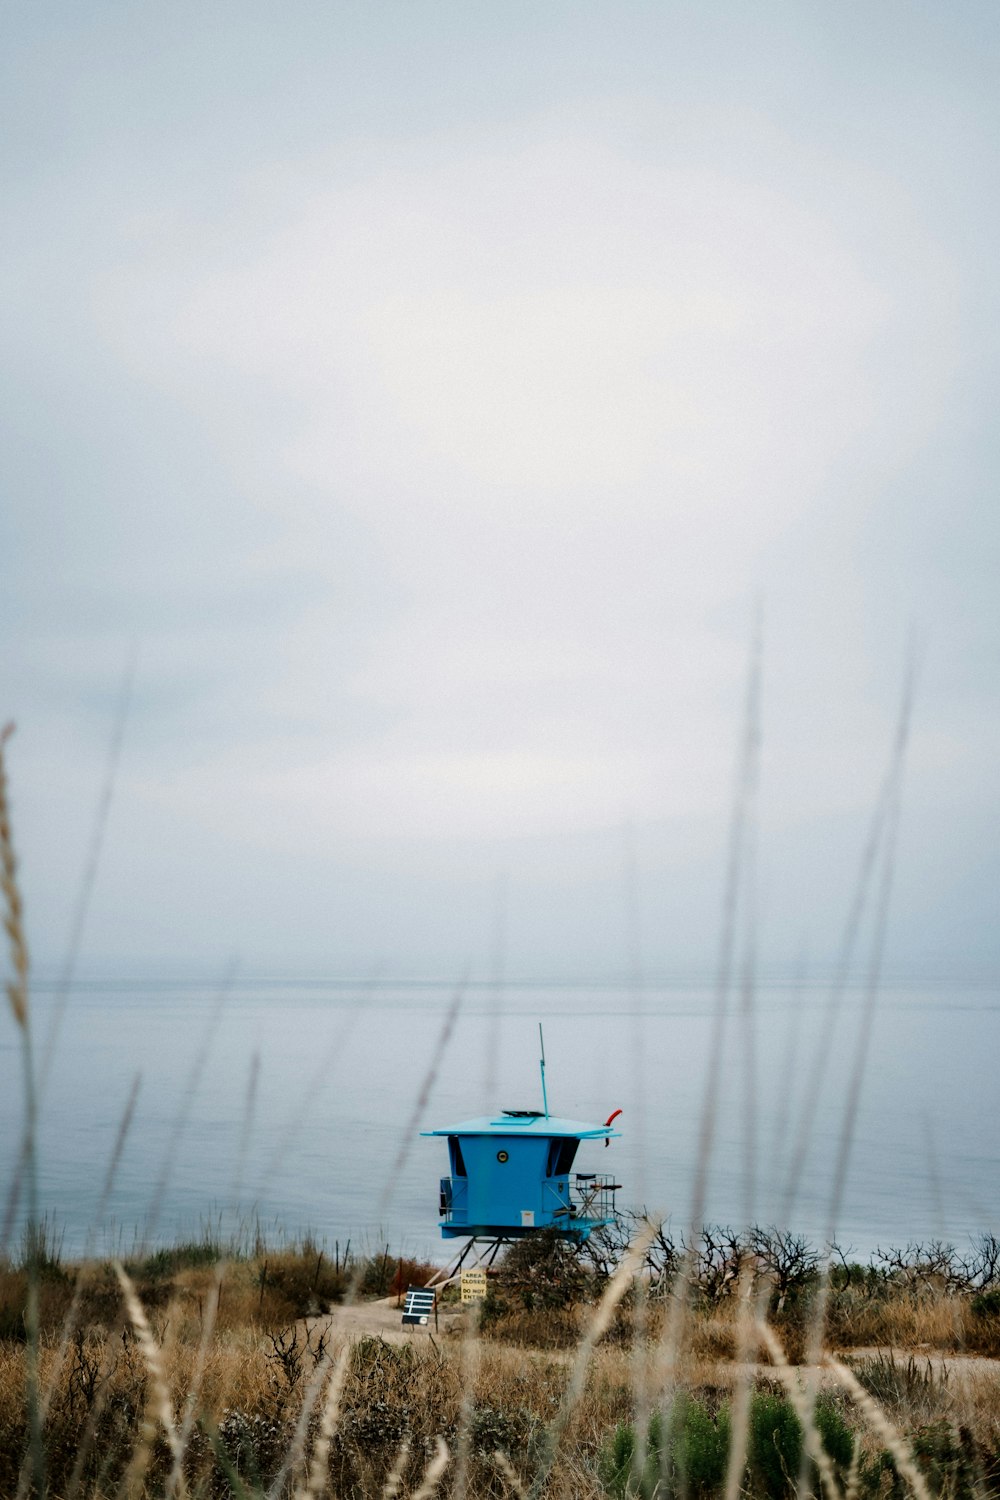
546,1138,579,1176
448,1136,467,1176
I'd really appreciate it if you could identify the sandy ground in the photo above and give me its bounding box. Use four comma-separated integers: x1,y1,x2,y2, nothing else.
305,1296,466,1347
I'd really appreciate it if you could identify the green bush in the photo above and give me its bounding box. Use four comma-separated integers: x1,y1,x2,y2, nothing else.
599,1414,646,1498
971,1289,1000,1319
129,1240,224,1281
671,1395,732,1498
746,1391,802,1498
349,1334,416,1379
600,1391,853,1500
599,1396,730,1499
0,1295,26,1343
257,1247,349,1318
858,1420,986,1500
814,1397,854,1470
748,1391,853,1499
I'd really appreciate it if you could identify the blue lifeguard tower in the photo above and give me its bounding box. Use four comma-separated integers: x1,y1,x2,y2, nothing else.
421,1029,622,1284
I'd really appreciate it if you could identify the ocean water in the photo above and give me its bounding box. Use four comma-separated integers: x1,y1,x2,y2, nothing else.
1,976,997,1263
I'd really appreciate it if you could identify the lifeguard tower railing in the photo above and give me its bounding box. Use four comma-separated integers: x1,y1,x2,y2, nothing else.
562,1172,621,1230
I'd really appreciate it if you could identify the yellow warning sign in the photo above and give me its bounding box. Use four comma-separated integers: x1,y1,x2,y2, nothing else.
461,1268,488,1303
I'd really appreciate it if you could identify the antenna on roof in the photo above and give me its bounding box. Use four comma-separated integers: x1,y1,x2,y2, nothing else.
538,1022,549,1118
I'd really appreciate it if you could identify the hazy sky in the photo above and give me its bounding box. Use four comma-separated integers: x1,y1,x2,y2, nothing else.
2,2,998,978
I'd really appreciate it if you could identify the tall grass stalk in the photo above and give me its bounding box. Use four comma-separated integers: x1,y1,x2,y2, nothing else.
263,977,465,1500
298,1343,351,1500
622,821,656,1500
410,1437,450,1500
36,1074,141,1412
793,654,916,1500
233,1049,261,1209
268,1315,344,1499
824,1353,933,1500
37,652,133,1095
752,1320,841,1500
528,1219,656,1499
451,1294,485,1500
378,979,464,1227
783,644,916,1225
824,652,915,1246
493,1450,528,1499
722,1270,756,1500
381,1437,412,1499
1,723,43,1496
171,1261,224,1493
114,1260,186,1494
146,962,235,1245
686,609,762,1241
650,619,762,1498
257,971,378,1199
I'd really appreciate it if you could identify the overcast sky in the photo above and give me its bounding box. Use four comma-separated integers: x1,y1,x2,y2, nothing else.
2,2,998,979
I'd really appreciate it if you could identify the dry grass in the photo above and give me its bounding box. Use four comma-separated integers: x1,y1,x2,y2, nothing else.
1,1246,999,1498
483,1273,1000,1364
826,1285,998,1357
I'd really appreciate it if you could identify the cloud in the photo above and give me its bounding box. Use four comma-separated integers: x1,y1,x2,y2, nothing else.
103,129,915,523
2,71,992,972
77,119,963,857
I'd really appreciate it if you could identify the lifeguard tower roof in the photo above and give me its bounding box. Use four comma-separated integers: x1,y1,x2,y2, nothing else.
422,1113,620,1140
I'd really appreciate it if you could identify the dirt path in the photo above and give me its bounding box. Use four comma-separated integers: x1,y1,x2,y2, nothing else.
838,1346,1000,1378
304,1296,465,1348
299,1308,1000,1379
